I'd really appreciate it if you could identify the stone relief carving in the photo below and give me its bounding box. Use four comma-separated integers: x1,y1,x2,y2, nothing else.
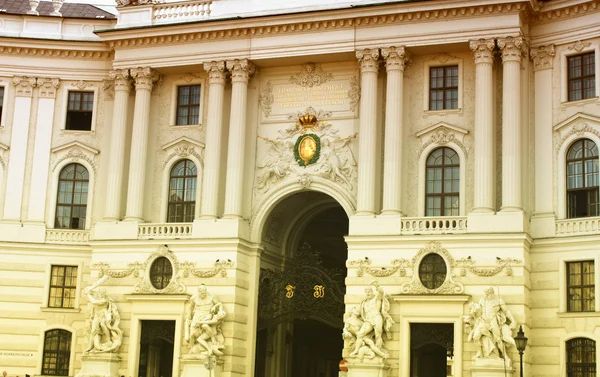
401,241,463,294
289,63,333,88
102,79,115,100
12,76,37,97
83,276,122,353
72,80,96,91
161,137,205,168
255,107,357,193
50,141,99,172
553,119,600,154
348,76,360,112
184,284,226,357
37,78,60,99
464,287,517,366
258,81,274,117
530,45,555,71
567,40,592,52
455,256,521,277
0,144,9,169
416,122,470,157
344,281,394,361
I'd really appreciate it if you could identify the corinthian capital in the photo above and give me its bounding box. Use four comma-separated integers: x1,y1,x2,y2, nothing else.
108,69,131,92
497,36,527,63
226,59,256,83
381,46,409,72
203,61,227,85
530,45,555,71
356,48,380,74
37,78,60,99
130,67,161,92
12,76,37,97
469,39,495,65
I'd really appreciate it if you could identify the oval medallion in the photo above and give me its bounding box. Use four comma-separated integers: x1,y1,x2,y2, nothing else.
294,134,321,166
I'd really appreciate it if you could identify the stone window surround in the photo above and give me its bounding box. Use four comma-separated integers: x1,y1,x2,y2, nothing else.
36,325,77,377
560,42,600,104
41,261,84,311
161,155,203,222
169,76,205,128
422,56,464,114
0,79,9,127
59,86,99,133
558,254,600,314
559,332,600,377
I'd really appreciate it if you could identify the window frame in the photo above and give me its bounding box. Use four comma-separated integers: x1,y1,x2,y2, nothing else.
65,90,95,131
47,265,78,309
561,43,600,104
424,146,461,217
169,77,205,128
54,163,90,230
565,138,599,219
41,329,72,376
59,86,99,133
167,159,198,223
558,255,600,314
566,260,596,312
423,57,463,113
428,65,459,111
567,52,596,102
42,261,83,311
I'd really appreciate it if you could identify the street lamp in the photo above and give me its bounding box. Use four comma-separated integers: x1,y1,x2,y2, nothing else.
514,325,528,377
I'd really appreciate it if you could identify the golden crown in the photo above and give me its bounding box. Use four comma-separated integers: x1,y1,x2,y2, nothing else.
297,114,318,128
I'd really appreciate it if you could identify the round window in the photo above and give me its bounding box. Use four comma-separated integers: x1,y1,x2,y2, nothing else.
149,256,173,290
418,253,447,290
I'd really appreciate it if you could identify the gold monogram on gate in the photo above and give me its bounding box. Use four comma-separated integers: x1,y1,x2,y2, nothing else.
313,285,325,298
285,284,296,299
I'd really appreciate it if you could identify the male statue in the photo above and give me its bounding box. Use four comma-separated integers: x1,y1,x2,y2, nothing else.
83,283,122,353
185,284,226,356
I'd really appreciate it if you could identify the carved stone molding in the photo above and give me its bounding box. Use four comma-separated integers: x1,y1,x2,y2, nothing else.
455,257,521,277
553,113,600,154
12,76,37,97
51,141,99,172
567,40,592,52
102,79,115,100
289,63,333,88
258,81,274,117
134,245,186,294
161,136,205,168
227,59,256,84
402,242,463,294
203,61,227,85
349,257,410,278
469,39,495,65
180,73,202,83
530,45,555,71
356,48,380,74
180,259,234,278
0,46,112,59
37,78,60,99
416,122,470,157
130,67,161,92
108,69,132,93
0,143,9,170
497,36,527,63
72,80,97,91
381,46,409,72
348,76,360,112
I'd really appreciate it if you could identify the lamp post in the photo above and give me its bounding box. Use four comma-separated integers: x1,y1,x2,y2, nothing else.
514,325,528,377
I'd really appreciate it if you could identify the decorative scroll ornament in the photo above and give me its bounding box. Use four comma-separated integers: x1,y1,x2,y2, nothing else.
180,259,234,278
37,78,60,99
568,40,591,52
530,45,555,71
348,76,360,112
401,241,463,294
553,114,600,153
258,81,274,117
456,257,521,277
349,257,411,278
51,141,99,172
497,36,527,63
72,80,92,90
289,63,333,88
161,137,205,168
416,123,470,157
469,39,495,65
12,76,37,97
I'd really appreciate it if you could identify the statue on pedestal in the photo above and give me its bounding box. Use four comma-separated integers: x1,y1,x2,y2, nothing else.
83,278,122,353
343,281,394,361
464,287,517,364
185,284,226,357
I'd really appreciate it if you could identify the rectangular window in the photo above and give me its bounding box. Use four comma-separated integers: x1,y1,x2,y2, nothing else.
0,86,4,125
568,52,596,101
65,91,94,131
176,85,201,125
429,66,458,110
48,265,78,308
567,260,595,312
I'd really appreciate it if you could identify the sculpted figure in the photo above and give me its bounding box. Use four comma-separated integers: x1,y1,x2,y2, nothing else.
83,282,122,353
256,136,294,190
318,133,357,189
348,281,394,360
464,287,517,363
185,285,226,356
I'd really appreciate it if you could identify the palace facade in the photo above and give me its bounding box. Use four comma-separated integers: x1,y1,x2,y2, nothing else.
0,0,599,376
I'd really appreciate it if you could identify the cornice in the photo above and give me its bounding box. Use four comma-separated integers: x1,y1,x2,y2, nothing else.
0,45,113,59
102,2,530,49
533,0,599,23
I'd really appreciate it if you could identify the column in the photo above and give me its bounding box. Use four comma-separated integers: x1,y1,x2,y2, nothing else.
2,76,37,221
381,47,408,215
124,67,160,222
223,59,255,218
199,61,226,219
530,45,556,216
103,69,131,221
469,39,496,213
355,49,380,216
26,78,60,223
498,36,526,212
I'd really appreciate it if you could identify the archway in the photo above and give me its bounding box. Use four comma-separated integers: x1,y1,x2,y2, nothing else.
255,191,348,377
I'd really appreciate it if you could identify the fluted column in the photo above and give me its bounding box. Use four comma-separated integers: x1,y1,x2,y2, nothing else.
498,37,526,212
103,69,131,221
200,61,227,219
223,59,255,219
470,39,497,213
531,45,556,216
124,67,160,221
355,49,380,216
381,46,408,215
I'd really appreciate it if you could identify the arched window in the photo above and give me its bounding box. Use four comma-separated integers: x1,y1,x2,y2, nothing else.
42,329,72,376
55,163,89,229
167,159,197,222
566,338,596,377
567,139,599,218
425,147,459,216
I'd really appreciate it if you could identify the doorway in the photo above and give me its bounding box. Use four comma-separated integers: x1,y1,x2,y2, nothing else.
410,323,454,377
138,320,175,377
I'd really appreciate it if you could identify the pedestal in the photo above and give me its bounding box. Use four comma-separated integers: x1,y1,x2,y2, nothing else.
181,355,223,377
470,358,514,377
76,353,120,377
346,359,389,377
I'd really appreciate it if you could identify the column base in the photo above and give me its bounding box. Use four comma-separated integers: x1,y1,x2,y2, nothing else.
181,355,223,377
470,357,513,377
346,358,389,377
76,353,121,377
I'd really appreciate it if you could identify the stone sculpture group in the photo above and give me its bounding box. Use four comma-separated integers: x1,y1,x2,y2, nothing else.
83,278,122,354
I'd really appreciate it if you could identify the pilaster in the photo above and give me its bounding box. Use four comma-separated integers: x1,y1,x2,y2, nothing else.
497,36,527,213
200,61,227,220
223,59,255,219
103,69,131,221
470,39,496,214
355,48,380,216
124,67,161,222
381,46,408,216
